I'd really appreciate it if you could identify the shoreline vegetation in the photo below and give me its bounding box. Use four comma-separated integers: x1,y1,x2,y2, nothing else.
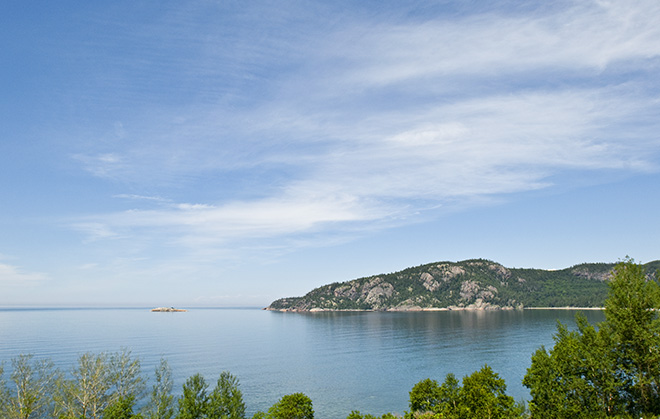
266,258,660,312
523,306,604,310
264,306,606,312
2,260,658,419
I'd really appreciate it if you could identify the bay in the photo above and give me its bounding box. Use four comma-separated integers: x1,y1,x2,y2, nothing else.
0,308,604,418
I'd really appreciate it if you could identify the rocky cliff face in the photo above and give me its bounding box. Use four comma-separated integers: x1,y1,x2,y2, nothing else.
266,259,660,312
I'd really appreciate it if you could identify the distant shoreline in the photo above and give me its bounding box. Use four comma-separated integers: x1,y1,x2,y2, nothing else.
524,306,604,310
266,306,605,313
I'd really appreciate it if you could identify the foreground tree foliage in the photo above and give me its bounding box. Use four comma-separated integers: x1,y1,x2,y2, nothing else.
0,354,60,419
2,258,658,419
523,258,660,418
103,395,144,419
144,358,176,419
175,371,248,419
54,349,145,419
266,393,314,419
209,371,247,419
176,373,209,419
250,393,314,419
406,366,523,419
347,411,398,419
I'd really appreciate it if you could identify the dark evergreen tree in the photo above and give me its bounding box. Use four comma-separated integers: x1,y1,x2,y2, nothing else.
176,374,209,419
208,371,246,419
103,395,144,419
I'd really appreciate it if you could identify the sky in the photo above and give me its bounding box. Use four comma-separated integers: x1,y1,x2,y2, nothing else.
1,0,660,307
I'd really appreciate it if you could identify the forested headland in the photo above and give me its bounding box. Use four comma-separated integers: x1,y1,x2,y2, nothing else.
267,259,660,311
2,259,660,418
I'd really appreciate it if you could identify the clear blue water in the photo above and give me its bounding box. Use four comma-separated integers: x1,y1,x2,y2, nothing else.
0,308,604,418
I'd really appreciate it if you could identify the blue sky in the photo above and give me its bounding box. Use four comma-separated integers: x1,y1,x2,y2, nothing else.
2,0,660,307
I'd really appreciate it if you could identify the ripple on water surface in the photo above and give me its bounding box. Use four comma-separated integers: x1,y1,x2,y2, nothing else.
0,308,605,419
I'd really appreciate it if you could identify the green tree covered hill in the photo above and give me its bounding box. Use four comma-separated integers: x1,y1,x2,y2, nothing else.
267,259,660,311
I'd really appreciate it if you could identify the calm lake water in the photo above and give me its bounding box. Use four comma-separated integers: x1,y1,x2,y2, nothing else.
0,308,605,418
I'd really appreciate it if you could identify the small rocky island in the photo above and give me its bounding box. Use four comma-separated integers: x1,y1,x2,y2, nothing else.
151,307,188,312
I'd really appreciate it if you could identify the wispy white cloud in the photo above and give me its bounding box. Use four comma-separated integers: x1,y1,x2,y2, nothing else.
323,0,660,88
73,222,122,242
113,194,171,202
67,0,660,261
77,193,383,245
0,263,48,282
72,153,126,180
8,0,660,307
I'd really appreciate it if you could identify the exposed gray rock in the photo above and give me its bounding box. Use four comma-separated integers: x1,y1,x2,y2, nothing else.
266,258,660,312
334,283,359,299
420,272,440,291
488,263,512,279
460,280,480,300
571,267,612,282
362,278,394,305
436,264,466,282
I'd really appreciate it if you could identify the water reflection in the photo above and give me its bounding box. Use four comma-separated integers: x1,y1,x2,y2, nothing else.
0,308,604,419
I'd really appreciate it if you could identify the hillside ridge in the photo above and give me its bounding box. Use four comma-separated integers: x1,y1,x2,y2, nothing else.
266,259,660,312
